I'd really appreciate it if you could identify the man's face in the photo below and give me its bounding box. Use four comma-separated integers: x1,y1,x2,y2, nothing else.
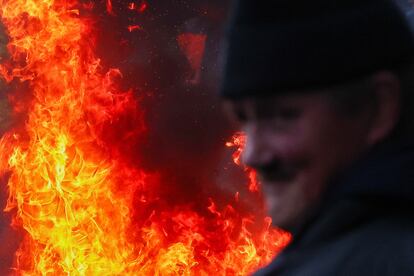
225,92,373,230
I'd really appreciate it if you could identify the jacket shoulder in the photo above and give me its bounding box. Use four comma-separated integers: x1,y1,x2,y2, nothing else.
254,214,414,276
338,215,414,275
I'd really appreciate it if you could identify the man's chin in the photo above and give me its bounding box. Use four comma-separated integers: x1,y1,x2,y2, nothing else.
267,200,296,231
261,179,292,194
262,182,307,231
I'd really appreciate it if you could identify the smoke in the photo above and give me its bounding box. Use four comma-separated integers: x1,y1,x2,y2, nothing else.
91,0,239,208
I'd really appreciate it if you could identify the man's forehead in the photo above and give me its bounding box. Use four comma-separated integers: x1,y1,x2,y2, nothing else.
227,91,326,108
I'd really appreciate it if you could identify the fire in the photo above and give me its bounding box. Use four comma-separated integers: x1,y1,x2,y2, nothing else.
0,0,291,275
226,133,259,192
127,24,143,32
106,0,115,15
128,1,148,13
128,3,136,10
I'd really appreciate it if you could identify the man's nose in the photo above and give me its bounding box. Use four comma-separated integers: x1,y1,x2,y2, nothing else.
241,124,274,168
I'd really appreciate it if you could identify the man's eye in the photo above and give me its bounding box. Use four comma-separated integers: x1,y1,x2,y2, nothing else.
268,108,302,131
235,110,247,122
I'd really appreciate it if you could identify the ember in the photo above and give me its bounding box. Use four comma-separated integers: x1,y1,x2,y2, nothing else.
106,0,115,15
0,0,290,275
128,1,148,13
128,3,136,10
128,24,143,32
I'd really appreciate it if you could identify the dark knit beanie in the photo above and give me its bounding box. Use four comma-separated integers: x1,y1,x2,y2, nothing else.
221,0,414,99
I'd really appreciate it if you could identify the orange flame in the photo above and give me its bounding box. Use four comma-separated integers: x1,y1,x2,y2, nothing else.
226,133,260,192
0,1,290,275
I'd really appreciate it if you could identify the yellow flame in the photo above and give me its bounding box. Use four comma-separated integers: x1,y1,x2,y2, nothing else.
0,1,291,275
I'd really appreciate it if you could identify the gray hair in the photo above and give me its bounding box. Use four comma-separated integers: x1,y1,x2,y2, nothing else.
325,64,414,141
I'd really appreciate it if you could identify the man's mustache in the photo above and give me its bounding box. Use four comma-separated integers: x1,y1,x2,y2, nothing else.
254,160,305,182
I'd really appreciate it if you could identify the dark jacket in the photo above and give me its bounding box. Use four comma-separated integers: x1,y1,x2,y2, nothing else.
255,139,414,276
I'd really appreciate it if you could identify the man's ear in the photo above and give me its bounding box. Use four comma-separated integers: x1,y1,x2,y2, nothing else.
366,71,401,145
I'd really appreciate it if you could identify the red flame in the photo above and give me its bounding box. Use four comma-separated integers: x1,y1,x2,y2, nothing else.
128,1,147,13
0,0,290,274
226,133,260,192
82,1,94,11
106,0,115,15
128,2,136,10
138,1,148,13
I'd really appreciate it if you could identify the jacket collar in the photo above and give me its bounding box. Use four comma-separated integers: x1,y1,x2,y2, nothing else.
327,137,414,202
288,136,414,246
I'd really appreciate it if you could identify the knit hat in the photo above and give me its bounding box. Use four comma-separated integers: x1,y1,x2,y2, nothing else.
221,0,414,99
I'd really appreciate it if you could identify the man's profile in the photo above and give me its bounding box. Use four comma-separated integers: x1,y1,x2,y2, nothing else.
221,0,414,275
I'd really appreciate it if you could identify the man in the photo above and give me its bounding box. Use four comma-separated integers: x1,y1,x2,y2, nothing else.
221,0,414,275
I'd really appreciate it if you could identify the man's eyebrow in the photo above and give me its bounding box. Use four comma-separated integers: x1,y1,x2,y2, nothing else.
254,100,280,119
